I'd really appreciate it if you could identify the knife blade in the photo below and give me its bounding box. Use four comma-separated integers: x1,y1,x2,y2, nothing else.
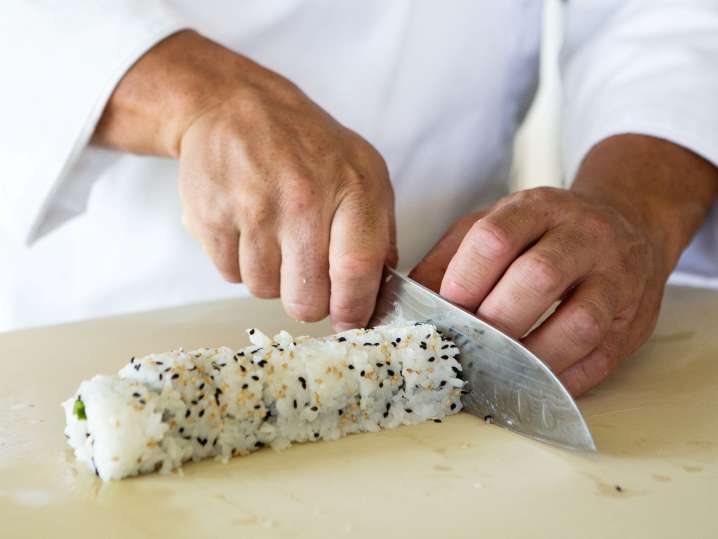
368,267,596,452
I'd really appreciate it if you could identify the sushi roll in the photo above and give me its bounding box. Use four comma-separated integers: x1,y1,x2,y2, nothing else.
63,322,465,480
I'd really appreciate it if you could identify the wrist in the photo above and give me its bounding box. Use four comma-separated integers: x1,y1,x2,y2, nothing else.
93,30,287,158
571,134,718,277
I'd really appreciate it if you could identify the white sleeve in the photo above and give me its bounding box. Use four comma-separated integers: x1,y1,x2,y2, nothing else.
0,2,188,245
560,0,718,281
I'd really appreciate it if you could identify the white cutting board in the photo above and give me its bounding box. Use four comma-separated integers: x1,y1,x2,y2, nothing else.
0,286,716,538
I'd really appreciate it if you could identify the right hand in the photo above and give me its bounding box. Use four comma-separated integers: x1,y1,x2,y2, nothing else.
94,31,397,330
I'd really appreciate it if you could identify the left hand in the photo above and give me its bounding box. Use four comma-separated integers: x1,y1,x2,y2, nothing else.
410,186,670,397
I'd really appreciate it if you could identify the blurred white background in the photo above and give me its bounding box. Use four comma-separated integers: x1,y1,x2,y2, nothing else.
511,0,563,191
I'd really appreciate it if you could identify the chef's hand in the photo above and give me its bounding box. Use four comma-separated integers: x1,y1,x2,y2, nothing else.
411,134,718,396
93,31,396,330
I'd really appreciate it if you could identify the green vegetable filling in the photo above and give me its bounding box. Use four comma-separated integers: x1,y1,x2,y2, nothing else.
73,396,87,421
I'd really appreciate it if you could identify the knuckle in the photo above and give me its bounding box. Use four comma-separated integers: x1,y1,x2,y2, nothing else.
566,303,605,348
467,220,512,257
284,300,328,322
249,285,280,299
330,252,382,281
515,253,565,295
525,186,559,204
239,191,274,227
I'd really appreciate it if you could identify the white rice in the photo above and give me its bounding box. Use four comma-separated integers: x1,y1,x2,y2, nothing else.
62,322,464,480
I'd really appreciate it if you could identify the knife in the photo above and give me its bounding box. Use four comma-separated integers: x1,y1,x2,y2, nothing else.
368,267,596,452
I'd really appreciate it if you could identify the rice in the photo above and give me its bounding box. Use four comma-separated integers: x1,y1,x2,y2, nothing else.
62,322,464,480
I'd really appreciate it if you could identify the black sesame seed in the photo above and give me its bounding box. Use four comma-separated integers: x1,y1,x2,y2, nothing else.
171,373,180,380
391,342,397,348
450,403,457,410
242,383,248,390
439,380,447,387
155,361,164,366
379,382,384,388
348,365,355,370
251,348,261,355
249,329,255,335
396,337,402,343
420,342,427,350
159,373,163,381
139,399,146,405
257,360,267,367
337,337,347,342
197,437,207,446
251,375,260,381
198,393,204,400
452,366,460,375
387,369,395,376
185,409,191,418
255,441,264,448
428,356,435,362
338,409,343,416
130,356,135,363
484,415,494,424
386,402,391,410
433,419,442,423
212,438,218,447
363,343,372,347
376,362,384,367
615,485,623,493
360,370,365,377
164,367,171,373
293,400,297,409
298,376,307,389
191,400,198,405
441,344,449,350
254,404,262,410
179,427,184,433
383,412,389,418
405,408,413,413
132,392,141,398
310,406,318,412
441,355,449,360
314,432,320,438
199,409,205,418
133,363,141,371
199,383,205,390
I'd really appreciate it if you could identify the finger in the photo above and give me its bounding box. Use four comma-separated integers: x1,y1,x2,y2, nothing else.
439,200,553,311
522,275,619,373
328,193,389,331
279,213,331,322
477,225,595,338
198,226,242,283
410,212,485,293
239,223,281,298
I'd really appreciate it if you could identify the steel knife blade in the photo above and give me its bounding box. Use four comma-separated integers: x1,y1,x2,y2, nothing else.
368,267,596,452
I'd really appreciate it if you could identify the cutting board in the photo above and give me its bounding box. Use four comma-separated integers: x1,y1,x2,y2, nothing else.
1,286,716,538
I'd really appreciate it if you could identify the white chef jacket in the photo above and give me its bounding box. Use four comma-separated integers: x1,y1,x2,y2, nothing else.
1,1,717,333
